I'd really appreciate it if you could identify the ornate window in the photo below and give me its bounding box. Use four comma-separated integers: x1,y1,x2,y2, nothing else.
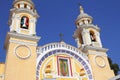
90,31,96,42
57,56,72,77
20,16,29,29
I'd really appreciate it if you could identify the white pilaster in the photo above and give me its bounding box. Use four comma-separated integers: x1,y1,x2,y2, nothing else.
82,29,91,45
96,32,102,47
75,38,81,48
29,18,36,35
16,15,21,33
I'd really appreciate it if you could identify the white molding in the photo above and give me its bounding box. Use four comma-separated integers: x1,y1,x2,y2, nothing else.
82,24,100,31
89,52,107,56
9,39,37,46
83,45,108,53
109,75,120,80
8,32,40,42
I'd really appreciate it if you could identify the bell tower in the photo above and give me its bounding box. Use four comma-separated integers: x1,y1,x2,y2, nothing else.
74,6,102,48
4,0,40,80
9,0,39,35
74,6,115,80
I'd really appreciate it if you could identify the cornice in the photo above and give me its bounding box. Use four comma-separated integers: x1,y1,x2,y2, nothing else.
9,39,37,46
82,45,108,53
8,32,40,42
109,75,120,80
4,32,40,49
79,24,100,31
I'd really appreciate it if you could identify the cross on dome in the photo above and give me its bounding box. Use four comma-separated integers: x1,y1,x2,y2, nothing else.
75,5,93,26
80,6,84,14
76,6,92,21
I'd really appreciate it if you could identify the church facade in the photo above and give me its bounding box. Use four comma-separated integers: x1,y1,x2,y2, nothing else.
0,0,115,80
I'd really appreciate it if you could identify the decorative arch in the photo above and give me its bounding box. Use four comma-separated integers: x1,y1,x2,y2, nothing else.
89,30,96,42
20,16,29,29
37,48,93,80
79,33,83,44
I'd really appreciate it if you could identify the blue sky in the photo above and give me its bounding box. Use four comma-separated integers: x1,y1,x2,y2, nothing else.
0,0,120,71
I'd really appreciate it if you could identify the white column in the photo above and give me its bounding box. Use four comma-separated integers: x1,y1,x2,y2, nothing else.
82,29,91,45
16,15,20,33
96,32,102,47
10,19,14,32
29,19,33,35
29,18,36,35
33,18,36,35
10,13,16,32
75,38,81,48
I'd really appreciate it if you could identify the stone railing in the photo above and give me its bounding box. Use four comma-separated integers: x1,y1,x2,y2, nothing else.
37,42,88,60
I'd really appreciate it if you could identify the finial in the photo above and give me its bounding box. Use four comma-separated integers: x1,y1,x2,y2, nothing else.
78,3,84,14
80,6,84,14
59,33,64,42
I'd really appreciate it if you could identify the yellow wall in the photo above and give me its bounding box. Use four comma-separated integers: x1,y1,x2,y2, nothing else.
4,36,38,80
0,63,5,74
88,50,115,80
0,63,5,80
